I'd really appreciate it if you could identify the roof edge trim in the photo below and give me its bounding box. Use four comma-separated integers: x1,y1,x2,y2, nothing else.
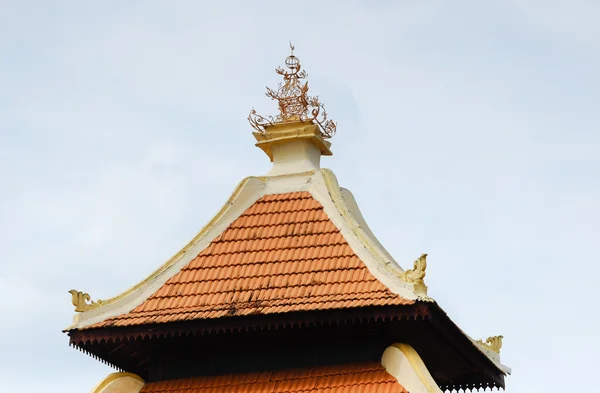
66,175,267,330
468,335,512,375
310,169,425,301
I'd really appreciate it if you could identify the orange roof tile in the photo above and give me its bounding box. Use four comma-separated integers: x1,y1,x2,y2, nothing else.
139,362,409,393
91,192,413,328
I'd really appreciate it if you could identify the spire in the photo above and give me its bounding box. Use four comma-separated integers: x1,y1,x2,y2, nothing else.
248,43,336,137
249,45,336,175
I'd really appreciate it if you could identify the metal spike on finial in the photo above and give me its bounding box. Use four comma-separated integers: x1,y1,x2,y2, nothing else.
248,45,336,138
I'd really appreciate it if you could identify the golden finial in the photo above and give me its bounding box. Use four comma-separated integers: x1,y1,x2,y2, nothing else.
399,253,427,284
248,45,336,138
69,289,103,312
476,335,504,353
398,253,428,296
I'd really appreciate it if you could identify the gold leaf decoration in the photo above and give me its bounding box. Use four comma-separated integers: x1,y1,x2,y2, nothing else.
477,335,504,353
248,43,336,138
69,289,103,313
399,253,427,285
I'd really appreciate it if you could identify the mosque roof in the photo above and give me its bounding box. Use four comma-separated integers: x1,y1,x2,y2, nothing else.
66,46,509,392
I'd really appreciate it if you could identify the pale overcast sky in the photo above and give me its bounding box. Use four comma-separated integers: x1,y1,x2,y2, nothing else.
1,1,599,392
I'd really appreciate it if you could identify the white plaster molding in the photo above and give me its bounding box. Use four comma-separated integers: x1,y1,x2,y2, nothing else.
68,176,268,329
306,169,421,300
381,344,443,393
339,187,400,269
89,372,144,393
267,138,322,176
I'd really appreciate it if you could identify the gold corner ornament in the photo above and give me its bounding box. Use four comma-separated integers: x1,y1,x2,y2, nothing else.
398,253,428,296
248,43,336,138
399,253,427,284
69,289,103,313
477,335,504,353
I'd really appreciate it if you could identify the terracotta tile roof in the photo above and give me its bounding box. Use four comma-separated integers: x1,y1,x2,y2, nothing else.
91,192,413,328
139,362,409,393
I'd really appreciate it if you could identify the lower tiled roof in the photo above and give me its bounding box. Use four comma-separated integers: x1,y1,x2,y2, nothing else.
140,362,409,393
90,192,413,328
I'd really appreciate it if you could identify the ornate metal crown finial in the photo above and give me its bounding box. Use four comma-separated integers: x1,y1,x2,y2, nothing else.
248,45,336,138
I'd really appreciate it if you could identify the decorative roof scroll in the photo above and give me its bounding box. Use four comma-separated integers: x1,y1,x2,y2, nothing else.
248,44,336,138
397,253,428,297
476,335,504,353
398,253,427,285
69,290,103,313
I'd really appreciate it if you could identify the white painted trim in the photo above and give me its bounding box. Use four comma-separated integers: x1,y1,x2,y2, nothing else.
340,188,399,267
68,175,267,329
267,138,322,176
305,170,420,300
381,344,443,393
468,336,512,375
68,172,315,330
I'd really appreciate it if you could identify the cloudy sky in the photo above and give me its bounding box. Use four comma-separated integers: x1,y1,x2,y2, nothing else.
1,1,599,392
